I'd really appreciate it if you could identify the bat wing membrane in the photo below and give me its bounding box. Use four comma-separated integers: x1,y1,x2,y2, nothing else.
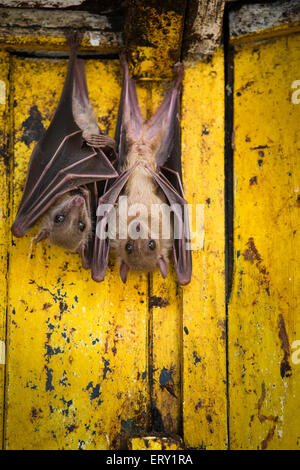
12,37,118,238
91,164,138,281
92,56,192,284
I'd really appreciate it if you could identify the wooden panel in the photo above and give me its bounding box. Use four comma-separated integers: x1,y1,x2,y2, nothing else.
229,32,300,449
5,57,149,450
129,435,184,450
181,48,227,449
0,50,9,449
143,83,182,435
151,266,182,434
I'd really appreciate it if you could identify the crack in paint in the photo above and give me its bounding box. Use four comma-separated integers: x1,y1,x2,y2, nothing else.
257,382,279,449
278,314,292,379
243,238,270,291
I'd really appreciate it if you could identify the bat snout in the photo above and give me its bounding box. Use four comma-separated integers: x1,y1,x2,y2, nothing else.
70,194,85,208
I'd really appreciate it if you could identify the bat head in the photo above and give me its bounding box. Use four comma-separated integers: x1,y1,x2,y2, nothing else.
110,215,173,282
36,192,92,254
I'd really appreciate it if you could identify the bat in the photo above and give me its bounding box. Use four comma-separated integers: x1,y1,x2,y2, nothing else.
91,53,192,285
11,33,118,268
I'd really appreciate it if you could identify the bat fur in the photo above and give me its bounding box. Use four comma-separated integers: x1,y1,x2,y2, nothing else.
36,65,115,256
110,134,173,276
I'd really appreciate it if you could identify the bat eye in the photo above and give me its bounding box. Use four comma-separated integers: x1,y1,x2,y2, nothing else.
125,242,134,254
148,240,156,250
79,221,86,232
54,214,64,224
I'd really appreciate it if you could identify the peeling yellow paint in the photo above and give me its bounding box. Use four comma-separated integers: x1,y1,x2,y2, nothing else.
129,435,184,450
0,80,5,105
126,3,185,80
5,57,149,450
0,50,9,449
1,36,229,448
0,35,119,53
229,31,300,450
1,13,299,451
181,48,227,450
230,20,300,46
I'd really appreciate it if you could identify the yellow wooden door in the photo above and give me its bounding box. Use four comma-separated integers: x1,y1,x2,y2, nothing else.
0,13,299,451
228,26,300,450
0,48,226,450
5,55,150,450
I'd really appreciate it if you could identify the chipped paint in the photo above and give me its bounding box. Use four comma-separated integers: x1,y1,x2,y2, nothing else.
278,314,292,379
88,31,100,47
0,50,9,448
129,435,184,450
0,80,5,104
4,56,148,450
0,341,5,365
1,7,298,452
229,29,300,449
181,48,227,449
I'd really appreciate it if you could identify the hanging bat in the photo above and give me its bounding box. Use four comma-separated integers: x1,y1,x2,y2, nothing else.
91,53,192,285
11,34,118,268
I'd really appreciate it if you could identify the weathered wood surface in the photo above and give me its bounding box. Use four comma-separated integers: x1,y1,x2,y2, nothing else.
182,47,227,449
0,8,122,50
4,56,149,450
230,0,300,38
124,0,186,79
0,0,124,9
228,30,300,450
0,50,9,448
183,0,225,59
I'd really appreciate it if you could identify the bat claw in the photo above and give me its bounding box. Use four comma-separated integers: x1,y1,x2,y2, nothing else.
65,31,83,50
173,62,184,86
119,51,130,75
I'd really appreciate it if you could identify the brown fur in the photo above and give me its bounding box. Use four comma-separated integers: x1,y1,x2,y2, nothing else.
37,192,91,253
37,94,99,253
72,96,100,141
111,135,174,274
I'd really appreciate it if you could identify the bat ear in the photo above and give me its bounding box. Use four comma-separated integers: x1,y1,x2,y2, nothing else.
120,260,129,283
79,244,91,270
158,257,168,279
35,229,49,245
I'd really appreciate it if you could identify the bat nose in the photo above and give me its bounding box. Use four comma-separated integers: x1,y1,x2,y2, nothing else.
71,195,85,208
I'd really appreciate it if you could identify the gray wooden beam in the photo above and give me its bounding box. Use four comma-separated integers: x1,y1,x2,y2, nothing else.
0,8,123,49
229,0,300,38
0,1,85,7
183,0,225,60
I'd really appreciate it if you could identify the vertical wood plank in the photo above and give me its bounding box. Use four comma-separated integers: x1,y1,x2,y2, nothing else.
5,57,148,450
151,267,182,434
146,82,182,436
181,48,227,449
0,50,9,449
229,32,300,449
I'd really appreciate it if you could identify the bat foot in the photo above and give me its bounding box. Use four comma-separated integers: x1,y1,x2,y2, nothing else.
119,51,129,73
65,31,83,50
173,62,184,86
83,133,116,150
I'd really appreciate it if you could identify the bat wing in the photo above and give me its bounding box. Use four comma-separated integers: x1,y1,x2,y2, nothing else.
146,165,192,285
114,52,144,170
145,63,192,285
12,37,118,238
93,56,191,284
91,163,138,282
79,182,98,269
